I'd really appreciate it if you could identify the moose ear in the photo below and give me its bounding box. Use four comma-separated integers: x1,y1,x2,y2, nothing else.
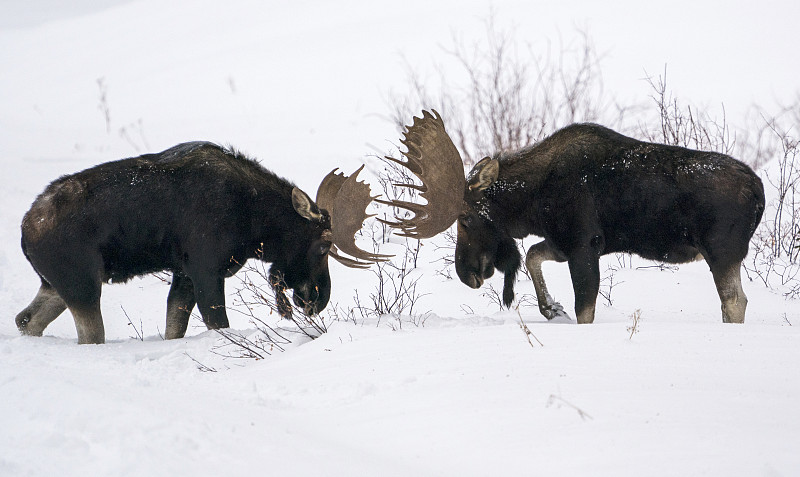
467,157,499,191
292,187,323,222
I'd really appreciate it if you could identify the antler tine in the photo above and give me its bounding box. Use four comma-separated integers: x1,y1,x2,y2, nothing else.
383,154,422,175
374,197,431,234
382,109,466,239
374,217,425,239
374,197,429,213
393,183,426,192
323,165,392,268
328,247,372,269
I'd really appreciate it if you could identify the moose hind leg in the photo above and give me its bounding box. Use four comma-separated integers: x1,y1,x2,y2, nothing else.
67,302,105,344
710,262,747,324
15,282,67,336
525,241,569,320
59,274,105,344
165,272,196,339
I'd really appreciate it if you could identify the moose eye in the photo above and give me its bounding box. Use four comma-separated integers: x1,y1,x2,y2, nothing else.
317,243,331,255
461,215,475,228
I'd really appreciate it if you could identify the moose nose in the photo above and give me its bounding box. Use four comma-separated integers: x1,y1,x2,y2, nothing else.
293,284,322,315
303,294,320,315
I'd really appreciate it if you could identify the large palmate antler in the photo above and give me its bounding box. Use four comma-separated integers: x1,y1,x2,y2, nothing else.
316,166,391,269
378,110,466,239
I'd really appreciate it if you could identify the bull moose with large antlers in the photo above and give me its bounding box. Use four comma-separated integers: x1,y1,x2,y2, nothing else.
16,141,387,344
382,110,765,324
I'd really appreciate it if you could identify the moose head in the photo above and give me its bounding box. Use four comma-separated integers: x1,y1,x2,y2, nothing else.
274,165,391,317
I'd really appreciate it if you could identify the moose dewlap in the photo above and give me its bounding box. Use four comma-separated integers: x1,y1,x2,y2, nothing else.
16,142,385,344
382,110,765,324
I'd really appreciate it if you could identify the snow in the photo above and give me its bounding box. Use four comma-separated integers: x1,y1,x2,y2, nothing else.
1,1,799,475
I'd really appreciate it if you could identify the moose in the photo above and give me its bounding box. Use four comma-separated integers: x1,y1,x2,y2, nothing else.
382,110,765,324
16,141,387,344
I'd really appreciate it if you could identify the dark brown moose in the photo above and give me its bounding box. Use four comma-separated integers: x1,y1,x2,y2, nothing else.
381,110,765,324
16,142,387,344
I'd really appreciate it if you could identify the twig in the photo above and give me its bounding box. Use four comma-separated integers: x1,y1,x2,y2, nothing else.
184,352,217,372
96,77,111,133
546,394,593,421
516,306,543,347
121,305,143,341
627,309,642,339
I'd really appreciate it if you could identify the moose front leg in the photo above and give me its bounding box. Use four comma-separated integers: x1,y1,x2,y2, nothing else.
525,241,569,320
165,272,196,339
192,273,230,330
567,248,601,324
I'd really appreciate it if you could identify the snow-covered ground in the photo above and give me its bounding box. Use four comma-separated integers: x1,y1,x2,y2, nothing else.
1,1,799,475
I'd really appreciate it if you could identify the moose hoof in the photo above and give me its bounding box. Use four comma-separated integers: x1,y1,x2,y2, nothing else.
541,301,570,321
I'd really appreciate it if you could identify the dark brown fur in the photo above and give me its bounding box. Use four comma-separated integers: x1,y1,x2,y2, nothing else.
457,123,765,323
16,142,333,343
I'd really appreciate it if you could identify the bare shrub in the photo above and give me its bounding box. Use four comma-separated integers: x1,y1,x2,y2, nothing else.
236,263,327,339
598,264,622,307
213,257,328,361
480,284,505,310
639,67,735,154
739,99,800,170
350,221,430,328
743,100,800,295
387,16,624,167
